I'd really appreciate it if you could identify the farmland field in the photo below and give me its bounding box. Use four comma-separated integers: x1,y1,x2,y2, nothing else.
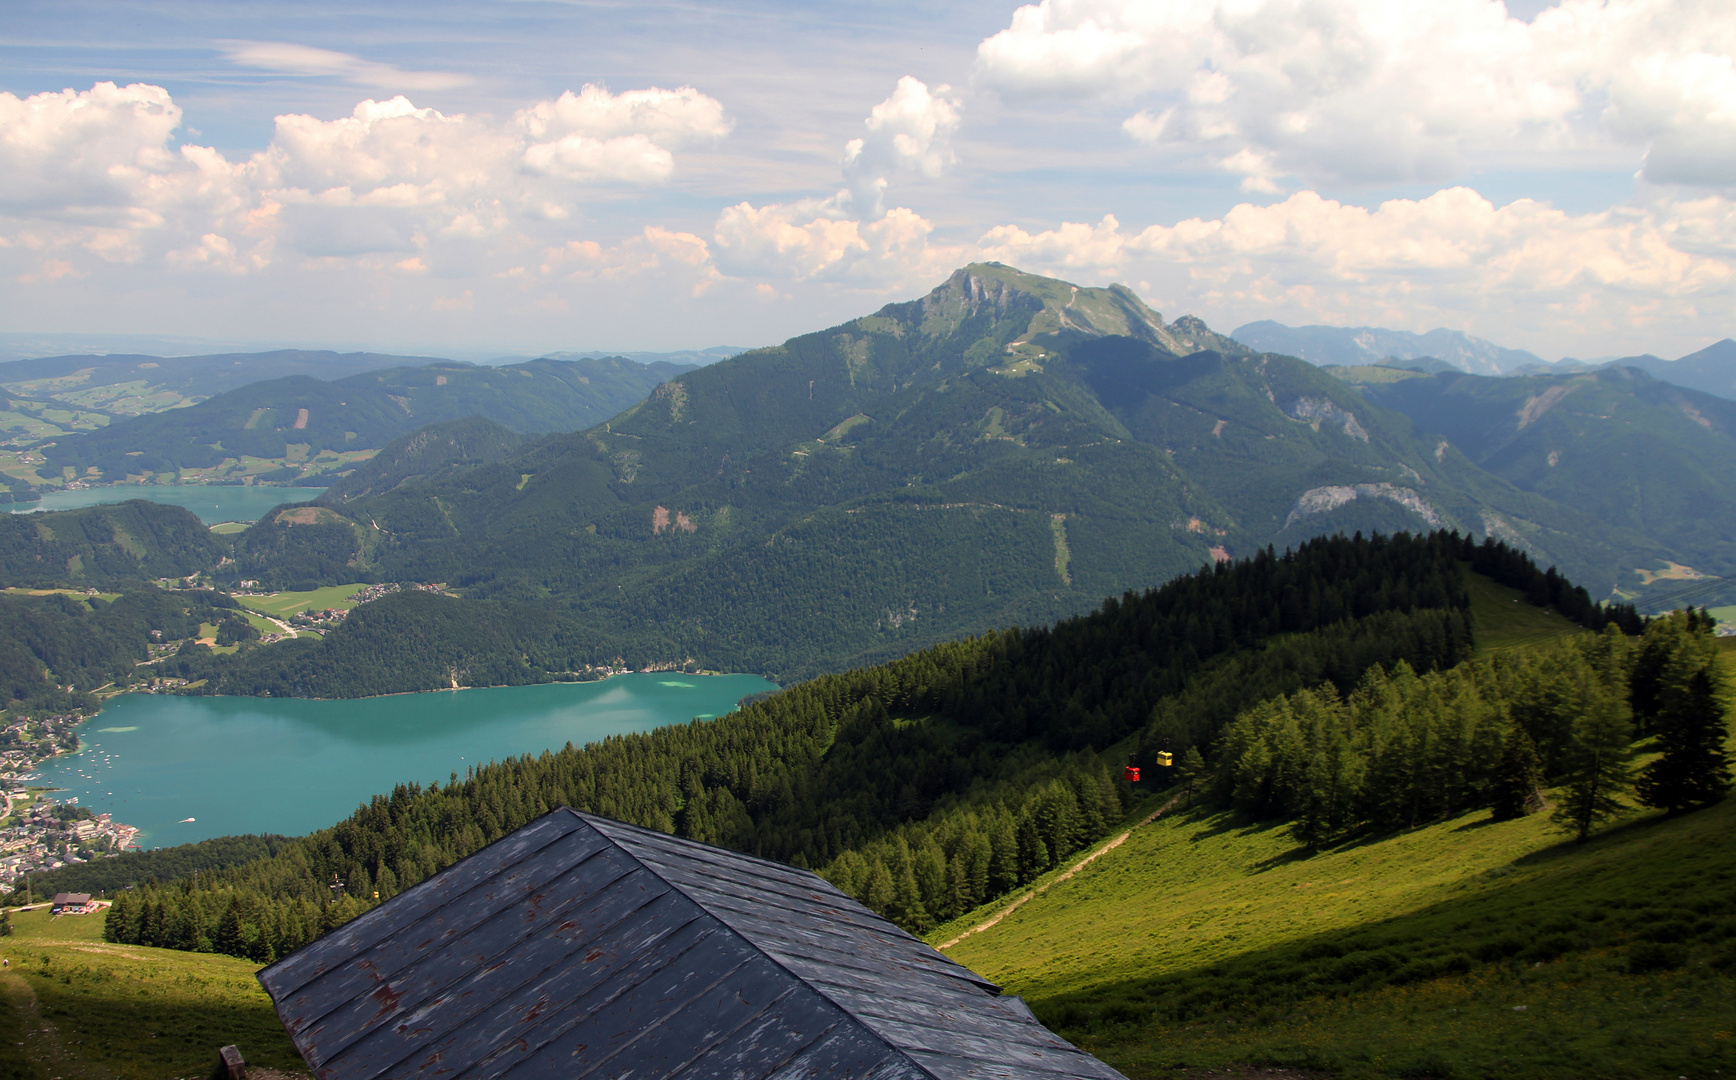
234,583,368,618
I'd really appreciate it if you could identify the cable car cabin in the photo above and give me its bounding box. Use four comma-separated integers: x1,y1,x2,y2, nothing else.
1156,751,1174,767
1123,765,1140,783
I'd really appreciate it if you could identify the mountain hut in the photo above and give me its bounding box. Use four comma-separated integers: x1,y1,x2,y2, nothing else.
258,807,1129,1080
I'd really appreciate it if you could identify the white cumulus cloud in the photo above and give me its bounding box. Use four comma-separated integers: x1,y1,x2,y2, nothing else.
712,200,961,286
975,0,1736,189
708,77,964,287
0,82,259,268
516,85,732,147
841,76,961,217
980,187,1736,354
516,85,733,184
0,81,731,277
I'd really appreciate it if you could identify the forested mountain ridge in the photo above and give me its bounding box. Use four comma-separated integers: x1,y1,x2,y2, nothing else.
1626,338,1736,400
1340,363,1736,580
0,349,445,417
36,354,691,483
169,263,1640,684
317,416,528,501
0,501,227,588
94,533,1660,964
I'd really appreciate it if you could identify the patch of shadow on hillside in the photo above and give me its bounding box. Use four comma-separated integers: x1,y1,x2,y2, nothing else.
1451,814,1502,833
1508,806,1675,868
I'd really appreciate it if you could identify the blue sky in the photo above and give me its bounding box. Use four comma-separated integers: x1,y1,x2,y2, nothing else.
3,0,1733,359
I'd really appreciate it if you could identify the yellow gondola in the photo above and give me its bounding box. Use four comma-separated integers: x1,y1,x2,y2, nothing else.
1156,750,1174,767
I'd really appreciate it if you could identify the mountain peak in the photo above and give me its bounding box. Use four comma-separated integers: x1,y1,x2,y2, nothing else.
893,263,1246,359
1677,338,1736,365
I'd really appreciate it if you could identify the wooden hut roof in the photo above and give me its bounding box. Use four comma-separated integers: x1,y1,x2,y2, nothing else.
259,807,1128,1080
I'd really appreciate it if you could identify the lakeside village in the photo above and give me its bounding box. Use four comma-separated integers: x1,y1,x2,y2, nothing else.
0,707,125,898
0,703,142,895
0,580,451,893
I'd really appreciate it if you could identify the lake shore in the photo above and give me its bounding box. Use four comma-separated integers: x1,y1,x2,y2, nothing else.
30,672,778,847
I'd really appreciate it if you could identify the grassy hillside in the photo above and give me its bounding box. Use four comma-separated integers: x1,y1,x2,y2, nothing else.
5,540,1689,1078
235,583,368,618
938,788,1734,1079
0,906,306,1080
1466,569,1588,653
931,594,1732,1079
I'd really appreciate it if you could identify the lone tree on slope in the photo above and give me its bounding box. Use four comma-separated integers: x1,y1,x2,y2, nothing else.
1637,663,1733,813
1489,726,1546,821
1552,679,1634,842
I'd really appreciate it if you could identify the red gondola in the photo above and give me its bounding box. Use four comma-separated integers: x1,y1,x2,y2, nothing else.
1123,765,1140,783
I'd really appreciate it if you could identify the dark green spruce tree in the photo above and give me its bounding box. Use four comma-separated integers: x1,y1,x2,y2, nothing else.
1637,664,1733,813
1552,677,1634,842
1489,726,1546,821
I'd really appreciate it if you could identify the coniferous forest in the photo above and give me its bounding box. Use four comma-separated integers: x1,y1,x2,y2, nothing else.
89,531,1727,967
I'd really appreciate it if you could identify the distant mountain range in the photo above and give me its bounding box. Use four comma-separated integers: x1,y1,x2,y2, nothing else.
1617,340,1736,400
1232,321,1545,375
35,355,693,485
170,262,1655,681
545,347,747,367
1331,363,1736,584
4,265,1731,683
0,350,450,415
1235,322,1736,401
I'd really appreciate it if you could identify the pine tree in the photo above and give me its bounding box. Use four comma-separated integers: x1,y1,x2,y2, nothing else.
0,908,10,937
862,859,894,916
1551,680,1634,841
1293,723,1364,851
1638,664,1733,813
1630,610,1714,736
1174,746,1208,809
1488,725,1545,820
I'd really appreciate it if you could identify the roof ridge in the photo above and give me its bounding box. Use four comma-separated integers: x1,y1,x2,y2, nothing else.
574,811,976,959
577,809,943,1080
572,809,850,880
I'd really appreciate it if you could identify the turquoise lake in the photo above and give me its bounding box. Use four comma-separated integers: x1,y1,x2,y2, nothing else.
9,485,325,524
32,674,776,848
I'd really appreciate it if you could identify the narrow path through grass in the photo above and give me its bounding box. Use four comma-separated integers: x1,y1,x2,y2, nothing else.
938,790,1186,951
1,968,113,1080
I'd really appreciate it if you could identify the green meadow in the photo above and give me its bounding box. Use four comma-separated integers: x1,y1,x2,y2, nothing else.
931,590,1736,1079
240,610,283,635
0,907,306,1080
235,583,367,618
937,781,1735,1079
1466,569,1588,654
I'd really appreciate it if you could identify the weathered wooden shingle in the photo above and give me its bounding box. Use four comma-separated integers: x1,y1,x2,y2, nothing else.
259,807,1129,1080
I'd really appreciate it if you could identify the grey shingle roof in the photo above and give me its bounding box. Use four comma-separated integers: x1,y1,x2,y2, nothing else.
259,807,1129,1080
